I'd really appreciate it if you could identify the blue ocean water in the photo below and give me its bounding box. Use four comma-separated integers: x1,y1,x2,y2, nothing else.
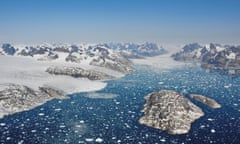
0,66,240,144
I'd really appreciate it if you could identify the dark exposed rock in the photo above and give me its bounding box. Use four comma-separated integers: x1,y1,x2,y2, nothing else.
108,42,167,58
139,90,204,135
0,84,67,118
65,54,82,63
53,47,70,53
90,58,133,74
189,94,221,109
39,86,66,98
37,52,59,61
0,43,138,73
172,43,240,76
1,43,16,55
18,46,49,56
172,43,202,61
46,66,115,80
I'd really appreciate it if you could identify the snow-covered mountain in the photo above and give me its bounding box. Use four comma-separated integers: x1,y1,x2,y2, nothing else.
0,42,168,73
172,43,240,70
0,43,136,73
108,42,167,58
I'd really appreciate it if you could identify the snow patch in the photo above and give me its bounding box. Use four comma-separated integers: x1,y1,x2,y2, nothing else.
226,52,236,59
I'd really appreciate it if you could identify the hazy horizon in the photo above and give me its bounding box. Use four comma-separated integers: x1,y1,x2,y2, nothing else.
0,0,240,45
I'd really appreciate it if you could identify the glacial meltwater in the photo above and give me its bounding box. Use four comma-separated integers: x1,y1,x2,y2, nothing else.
1,66,240,144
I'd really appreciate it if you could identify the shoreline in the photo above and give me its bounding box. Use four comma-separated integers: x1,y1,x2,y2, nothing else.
0,55,125,119
0,52,184,119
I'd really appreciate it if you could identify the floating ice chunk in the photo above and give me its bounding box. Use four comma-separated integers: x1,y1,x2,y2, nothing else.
115,102,120,105
31,130,37,133
85,92,118,99
224,84,232,88
18,140,24,144
85,138,94,142
79,120,85,124
95,138,103,143
158,82,164,85
54,108,62,111
200,125,205,128
88,107,93,110
0,123,6,126
160,138,166,142
211,129,216,133
38,113,45,116
124,123,131,128
75,125,82,128
207,118,214,121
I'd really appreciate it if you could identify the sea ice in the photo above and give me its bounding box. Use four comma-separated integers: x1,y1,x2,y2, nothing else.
95,138,103,143
38,113,45,116
85,138,94,142
0,123,6,126
211,129,216,133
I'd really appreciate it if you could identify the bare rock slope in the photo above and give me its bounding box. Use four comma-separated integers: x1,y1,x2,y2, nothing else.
0,84,67,118
139,90,204,135
46,66,114,80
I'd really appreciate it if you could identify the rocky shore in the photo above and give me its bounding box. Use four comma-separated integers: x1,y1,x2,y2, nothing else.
0,84,67,118
189,94,221,109
46,66,115,80
139,90,204,135
139,90,221,135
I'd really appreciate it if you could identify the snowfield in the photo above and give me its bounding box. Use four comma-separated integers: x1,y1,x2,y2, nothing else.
131,52,185,70
0,55,116,94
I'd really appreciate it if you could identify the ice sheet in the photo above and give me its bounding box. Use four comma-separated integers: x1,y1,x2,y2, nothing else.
0,56,110,94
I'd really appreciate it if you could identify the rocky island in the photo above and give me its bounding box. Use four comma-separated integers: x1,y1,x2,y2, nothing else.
0,84,67,118
46,66,115,80
189,94,221,109
139,90,204,135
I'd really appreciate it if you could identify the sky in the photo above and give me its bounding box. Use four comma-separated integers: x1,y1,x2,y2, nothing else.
0,0,239,45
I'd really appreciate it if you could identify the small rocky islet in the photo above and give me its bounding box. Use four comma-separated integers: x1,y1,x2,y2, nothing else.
139,90,221,135
189,94,221,109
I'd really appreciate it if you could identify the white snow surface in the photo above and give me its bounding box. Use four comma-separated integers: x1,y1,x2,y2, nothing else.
0,55,123,94
226,52,236,59
0,45,185,95
216,46,225,52
131,52,185,70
